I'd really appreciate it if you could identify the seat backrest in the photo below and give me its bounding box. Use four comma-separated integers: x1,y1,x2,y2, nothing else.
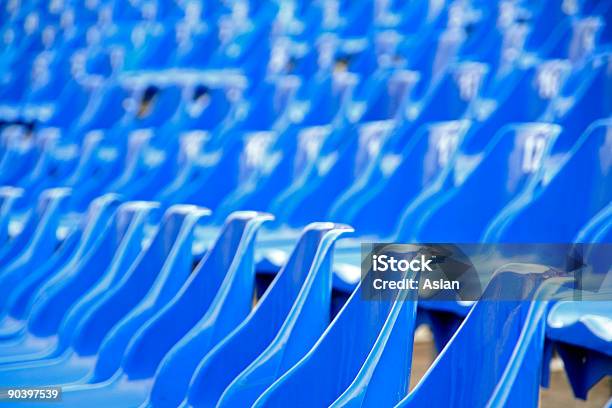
352,70,419,123
137,213,272,405
397,264,565,407
468,60,571,140
334,120,471,237
53,202,158,349
67,205,208,361
490,119,612,242
186,223,351,407
549,52,612,149
253,252,419,407
397,61,487,145
404,122,561,242
25,194,121,337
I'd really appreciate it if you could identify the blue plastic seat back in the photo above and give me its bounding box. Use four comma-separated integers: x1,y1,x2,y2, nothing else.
270,69,424,225
88,205,211,382
0,125,42,186
333,120,472,237
194,223,352,408
110,212,271,385
176,74,356,216
397,264,566,407
234,75,301,132
25,52,72,105
24,194,122,337
378,0,446,33
548,298,612,357
106,129,180,201
0,188,72,310
65,205,209,363
1,225,79,324
469,60,571,139
393,61,488,149
0,187,24,255
215,77,359,217
65,130,129,211
134,213,272,406
174,82,237,131
172,26,220,68
253,262,419,407
297,72,359,127
0,188,70,268
113,85,160,129
549,52,612,145
490,119,612,242
396,28,466,87
403,122,562,242
352,70,420,123
545,247,612,399
73,81,131,135
128,84,183,129
456,7,521,73
209,21,273,79
524,0,577,49
273,119,386,227
55,201,160,349
210,129,287,220
122,27,176,70
216,123,348,224
545,16,604,63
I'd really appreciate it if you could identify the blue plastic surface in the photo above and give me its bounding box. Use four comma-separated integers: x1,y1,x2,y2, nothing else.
397,264,569,407
194,223,353,408
253,254,420,407
1,0,611,405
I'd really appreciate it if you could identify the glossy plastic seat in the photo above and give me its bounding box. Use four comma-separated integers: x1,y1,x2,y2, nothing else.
0,194,121,357
0,204,210,388
545,51,612,146
484,118,612,242
253,253,420,407
0,194,123,341
547,296,612,399
270,62,487,229
544,212,612,399
329,120,472,237
0,188,71,284
0,201,157,384
48,212,270,407
398,122,562,242
396,264,568,407
186,223,352,408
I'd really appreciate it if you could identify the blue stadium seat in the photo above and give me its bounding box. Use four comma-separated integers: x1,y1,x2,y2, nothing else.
170,223,351,407
253,256,419,407
0,0,610,405
484,118,612,242
0,195,125,342
398,122,562,242
547,296,612,399
396,264,569,407
33,212,271,407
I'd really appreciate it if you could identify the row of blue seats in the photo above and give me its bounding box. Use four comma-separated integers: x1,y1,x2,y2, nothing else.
0,194,591,407
1,0,610,109
1,51,610,236
0,0,610,405
3,0,607,34
0,96,610,402
0,45,610,365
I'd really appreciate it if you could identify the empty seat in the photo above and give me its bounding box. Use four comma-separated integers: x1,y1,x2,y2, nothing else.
484,118,612,242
